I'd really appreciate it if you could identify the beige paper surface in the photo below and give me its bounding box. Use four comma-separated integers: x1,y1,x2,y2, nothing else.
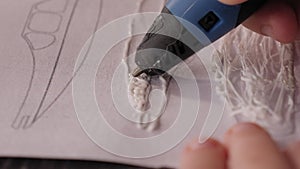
1,0,299,168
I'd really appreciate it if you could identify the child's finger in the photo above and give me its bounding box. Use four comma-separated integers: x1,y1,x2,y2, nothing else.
243,0,298,43
285,141,300,169
179,139,227,169
224,123,291,169
219,0,298,42
218,0,247,5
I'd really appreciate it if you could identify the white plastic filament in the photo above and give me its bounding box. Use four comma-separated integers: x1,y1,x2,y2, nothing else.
212,26,295,136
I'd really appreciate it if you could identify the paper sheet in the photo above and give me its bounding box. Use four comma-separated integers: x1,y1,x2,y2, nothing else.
0,0,299,168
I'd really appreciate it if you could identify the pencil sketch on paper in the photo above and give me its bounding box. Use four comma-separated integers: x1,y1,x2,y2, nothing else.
11,0,103,129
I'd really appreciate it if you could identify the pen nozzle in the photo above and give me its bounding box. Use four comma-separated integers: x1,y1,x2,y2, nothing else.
131,67,166,77
131,68,144,77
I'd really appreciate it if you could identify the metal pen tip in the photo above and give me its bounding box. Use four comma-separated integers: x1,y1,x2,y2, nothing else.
131,68,144,77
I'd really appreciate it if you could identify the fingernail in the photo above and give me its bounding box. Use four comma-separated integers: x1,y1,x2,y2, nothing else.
229,123,261,134
261,25,274,37
189,139,217,151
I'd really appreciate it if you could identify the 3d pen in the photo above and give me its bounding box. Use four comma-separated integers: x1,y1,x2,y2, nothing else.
132,0,266,77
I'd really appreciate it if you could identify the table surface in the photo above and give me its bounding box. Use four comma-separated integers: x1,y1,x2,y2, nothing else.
0,158,168,169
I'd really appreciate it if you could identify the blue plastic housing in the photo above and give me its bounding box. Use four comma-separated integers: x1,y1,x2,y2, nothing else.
166,0,241,43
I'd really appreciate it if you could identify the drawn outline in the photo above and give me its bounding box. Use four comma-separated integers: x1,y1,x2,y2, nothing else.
12,0,103,129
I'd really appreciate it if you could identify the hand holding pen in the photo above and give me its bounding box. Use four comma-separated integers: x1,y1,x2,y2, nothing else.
220,0,300,43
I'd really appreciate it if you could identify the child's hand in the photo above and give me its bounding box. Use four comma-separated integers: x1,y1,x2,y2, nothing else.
220,0,299,43
180,123,300,169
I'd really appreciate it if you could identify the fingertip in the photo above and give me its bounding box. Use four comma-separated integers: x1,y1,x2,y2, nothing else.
243,1,298,43
286,141,300,169
183,139,222,152
180,139,227,169
218,0,247,5
262,4,298,43
224,123,290,169
224,123,268,142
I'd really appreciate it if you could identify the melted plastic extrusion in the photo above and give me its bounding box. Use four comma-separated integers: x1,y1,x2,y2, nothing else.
128,73,151,112
212,26,295,136
124,55,170,132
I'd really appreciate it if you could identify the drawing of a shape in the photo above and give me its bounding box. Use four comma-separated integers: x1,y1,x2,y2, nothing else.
37,0,69,12
24,33,55,50
12,0,103,129
29,12,62,33
11,0,78,129
36,0,103,118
